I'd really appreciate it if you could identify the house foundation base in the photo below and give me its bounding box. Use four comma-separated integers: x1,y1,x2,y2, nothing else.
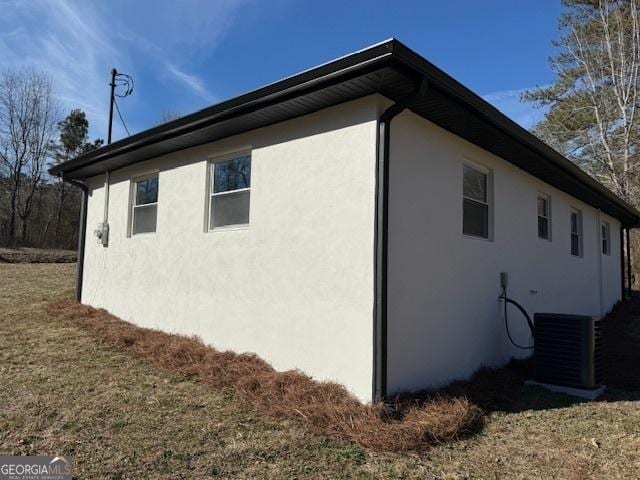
525,381,606,400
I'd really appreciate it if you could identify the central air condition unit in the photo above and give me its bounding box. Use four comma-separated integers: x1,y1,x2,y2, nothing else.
533,313,603,391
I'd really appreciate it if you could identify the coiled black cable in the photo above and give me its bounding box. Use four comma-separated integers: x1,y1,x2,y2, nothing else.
500,287,535,350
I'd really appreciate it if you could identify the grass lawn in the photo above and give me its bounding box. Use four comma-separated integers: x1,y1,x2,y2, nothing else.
1,263,640,479
0,247,76,263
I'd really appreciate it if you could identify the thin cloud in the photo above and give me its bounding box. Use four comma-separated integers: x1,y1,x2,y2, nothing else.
0,0,127,140
166,63,216,102
0,0,249,140
482,86,550,130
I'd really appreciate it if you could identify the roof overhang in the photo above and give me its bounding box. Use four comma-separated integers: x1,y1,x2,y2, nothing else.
50,39,640,227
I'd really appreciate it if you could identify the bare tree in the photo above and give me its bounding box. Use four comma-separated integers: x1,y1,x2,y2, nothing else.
0,68,59,244
524,0,640,204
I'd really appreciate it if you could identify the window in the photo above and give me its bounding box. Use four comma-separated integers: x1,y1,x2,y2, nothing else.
131,174,159,235
602,222,611,255
463,163,490,239
570,208,582,257
537,194,551,240
209,153,251,229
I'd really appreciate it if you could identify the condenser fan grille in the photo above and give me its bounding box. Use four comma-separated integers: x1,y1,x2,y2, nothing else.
534,313,602,390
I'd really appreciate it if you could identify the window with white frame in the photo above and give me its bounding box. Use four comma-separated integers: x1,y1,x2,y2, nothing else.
570,208,583,257
209,153,251,229
463,162,490,239
537,194,551,240
130,174,159,235
602,221,611,255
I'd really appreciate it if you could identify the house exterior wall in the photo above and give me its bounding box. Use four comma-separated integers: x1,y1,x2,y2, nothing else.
81,97,379,402
386,109,622,396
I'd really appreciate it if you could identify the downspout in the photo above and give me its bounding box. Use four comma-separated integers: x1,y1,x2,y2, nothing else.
596,210,604,316
103,171,110,228
373,77,428,402
101,171,110,247
627,228,632,296
62,176,88,303
620,227,626,300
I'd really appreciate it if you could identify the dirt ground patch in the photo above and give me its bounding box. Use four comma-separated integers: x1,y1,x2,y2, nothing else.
2,263,640,479
0,247,76,263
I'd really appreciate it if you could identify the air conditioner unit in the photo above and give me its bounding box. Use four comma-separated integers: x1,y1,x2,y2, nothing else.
533,313,603,391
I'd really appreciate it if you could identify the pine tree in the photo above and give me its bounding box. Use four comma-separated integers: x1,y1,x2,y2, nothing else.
49,109,103,241
523,0,640,204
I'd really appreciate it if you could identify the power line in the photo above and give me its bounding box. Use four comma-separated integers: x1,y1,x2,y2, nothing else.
108,68,134,143
114,73,134,98
113,98,130,136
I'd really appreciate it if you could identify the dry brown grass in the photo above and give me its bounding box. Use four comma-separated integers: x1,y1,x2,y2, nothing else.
0,247,76,263
46,298,482,453
5,264,640,478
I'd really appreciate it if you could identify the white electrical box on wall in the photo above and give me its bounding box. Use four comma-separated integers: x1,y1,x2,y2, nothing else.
94,222,109,247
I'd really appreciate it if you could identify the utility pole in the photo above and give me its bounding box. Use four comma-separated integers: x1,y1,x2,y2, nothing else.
107,68,117,144
106,68,133,144
100,68,133,249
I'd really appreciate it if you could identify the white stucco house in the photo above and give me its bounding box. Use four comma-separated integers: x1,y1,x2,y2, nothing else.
51,39,639,403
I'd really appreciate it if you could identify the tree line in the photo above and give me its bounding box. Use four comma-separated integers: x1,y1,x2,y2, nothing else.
1,0,638,261
524,0,639,206
0,68,102,249
523,0,640,284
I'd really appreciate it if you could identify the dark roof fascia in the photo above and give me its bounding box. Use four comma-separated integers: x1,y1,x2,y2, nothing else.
390,41,640,226
50,40,398,177
50,38,639,225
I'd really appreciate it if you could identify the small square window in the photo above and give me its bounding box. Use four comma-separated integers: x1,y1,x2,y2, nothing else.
602,222,611,255
209,153,251,229
463,163,490,239
131,174,159,235
537,195,551,240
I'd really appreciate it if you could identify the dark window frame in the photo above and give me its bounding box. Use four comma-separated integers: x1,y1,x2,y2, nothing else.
570,208,583,257
130,172,159,236
207,151,252,231
537,194,551,240
601,221,611,256
462,162,491,240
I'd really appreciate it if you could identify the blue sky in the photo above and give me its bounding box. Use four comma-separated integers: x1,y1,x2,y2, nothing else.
0,0,561,142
